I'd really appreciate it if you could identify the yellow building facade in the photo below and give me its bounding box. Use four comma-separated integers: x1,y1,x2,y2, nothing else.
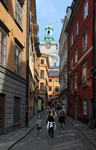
0,0,27,134
38,53,49,110
48,67,60,105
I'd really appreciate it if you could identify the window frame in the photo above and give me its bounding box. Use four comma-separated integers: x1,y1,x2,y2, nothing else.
75,23,79,37
15,0,23,28
40,70,44,78
82,61,88,86
74,71,78,90
55,78,59,82
49,86,52,91
49,79,52,82
0,28,7,67
41,59,44,64
82,31,88,53
74,49,78,65
14,44,22,76
40,83,44,90
55,86,59,92
84,0,88,21
71,33,74,46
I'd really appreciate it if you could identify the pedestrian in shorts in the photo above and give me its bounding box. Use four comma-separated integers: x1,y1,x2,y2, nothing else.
37,114,42,140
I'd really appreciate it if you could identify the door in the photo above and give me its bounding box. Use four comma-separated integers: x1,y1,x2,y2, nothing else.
13,97,20,126
0,94,5,135
74,96,78,120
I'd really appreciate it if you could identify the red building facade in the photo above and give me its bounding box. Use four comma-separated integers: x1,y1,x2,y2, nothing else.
66,0,94,123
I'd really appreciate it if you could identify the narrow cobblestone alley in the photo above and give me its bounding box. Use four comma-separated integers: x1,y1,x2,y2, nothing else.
10,114,96,150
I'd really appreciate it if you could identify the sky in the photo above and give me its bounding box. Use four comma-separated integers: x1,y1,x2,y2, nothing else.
36,0,73,64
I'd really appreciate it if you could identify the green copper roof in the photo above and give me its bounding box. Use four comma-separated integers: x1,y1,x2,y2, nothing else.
40,23,57,45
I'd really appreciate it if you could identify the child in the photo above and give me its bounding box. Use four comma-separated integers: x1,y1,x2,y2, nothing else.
37,114,42,140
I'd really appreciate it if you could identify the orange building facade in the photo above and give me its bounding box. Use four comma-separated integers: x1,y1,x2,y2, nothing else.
0,0,27,134
38,53,49,110
48,67,60,106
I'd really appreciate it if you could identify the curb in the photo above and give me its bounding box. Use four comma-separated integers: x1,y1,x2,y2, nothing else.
7,123,36,150
7,111,44,150
67,119,96,148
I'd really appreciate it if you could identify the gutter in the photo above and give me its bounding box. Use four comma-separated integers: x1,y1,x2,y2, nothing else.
26,0,30,126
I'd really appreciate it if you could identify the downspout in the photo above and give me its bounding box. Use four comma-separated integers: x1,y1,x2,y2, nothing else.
26,0,30,126
93,0,96,124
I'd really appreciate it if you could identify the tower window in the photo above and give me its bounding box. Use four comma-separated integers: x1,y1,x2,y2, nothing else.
48,30,50,34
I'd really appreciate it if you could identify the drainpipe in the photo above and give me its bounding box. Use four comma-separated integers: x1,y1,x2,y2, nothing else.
91,0,96,128
26,0,30,126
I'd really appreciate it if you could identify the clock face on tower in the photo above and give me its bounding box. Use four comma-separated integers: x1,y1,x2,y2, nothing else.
46,42,51,49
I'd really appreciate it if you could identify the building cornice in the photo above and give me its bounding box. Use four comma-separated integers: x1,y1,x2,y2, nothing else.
66,0,82,33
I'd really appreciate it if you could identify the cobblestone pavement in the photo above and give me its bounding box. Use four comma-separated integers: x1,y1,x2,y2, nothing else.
10,116,96,150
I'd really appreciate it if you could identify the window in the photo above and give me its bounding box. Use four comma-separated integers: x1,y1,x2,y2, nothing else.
74,72,78,90
40,70,44,78
75,23,78,37
82,62,87,84
41,59,44,64
13,97,20,125
84,1,88,20
70,56,73,70
15,0,23,27
70,77,73,94
49,86,52,91
49,79,52,82
83,31,87,52
48,30,50,34
40,83,44,90
2,0,8,6
54,62,56,66
83,100,87,116
55,78,59,82
0,29,7,67
71,33,73,46
14,45,22,76
74,50,78,64
55,86,59,92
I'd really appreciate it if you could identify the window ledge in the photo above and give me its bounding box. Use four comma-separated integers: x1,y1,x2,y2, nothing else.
14,19,23,32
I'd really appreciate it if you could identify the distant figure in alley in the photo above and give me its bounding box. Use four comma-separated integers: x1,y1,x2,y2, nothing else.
37,114,42,140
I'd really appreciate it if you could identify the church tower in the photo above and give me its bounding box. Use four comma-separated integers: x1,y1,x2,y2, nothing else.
40,24,57,66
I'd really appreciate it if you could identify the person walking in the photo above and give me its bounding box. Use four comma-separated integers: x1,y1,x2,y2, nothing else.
37,114,42,140
58,107,65,129
47,107,56,140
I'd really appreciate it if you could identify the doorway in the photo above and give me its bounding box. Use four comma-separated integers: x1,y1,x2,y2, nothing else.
74,96,78,120
0,94,5,135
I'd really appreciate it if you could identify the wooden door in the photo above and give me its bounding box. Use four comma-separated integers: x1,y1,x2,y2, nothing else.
0,94,5,135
